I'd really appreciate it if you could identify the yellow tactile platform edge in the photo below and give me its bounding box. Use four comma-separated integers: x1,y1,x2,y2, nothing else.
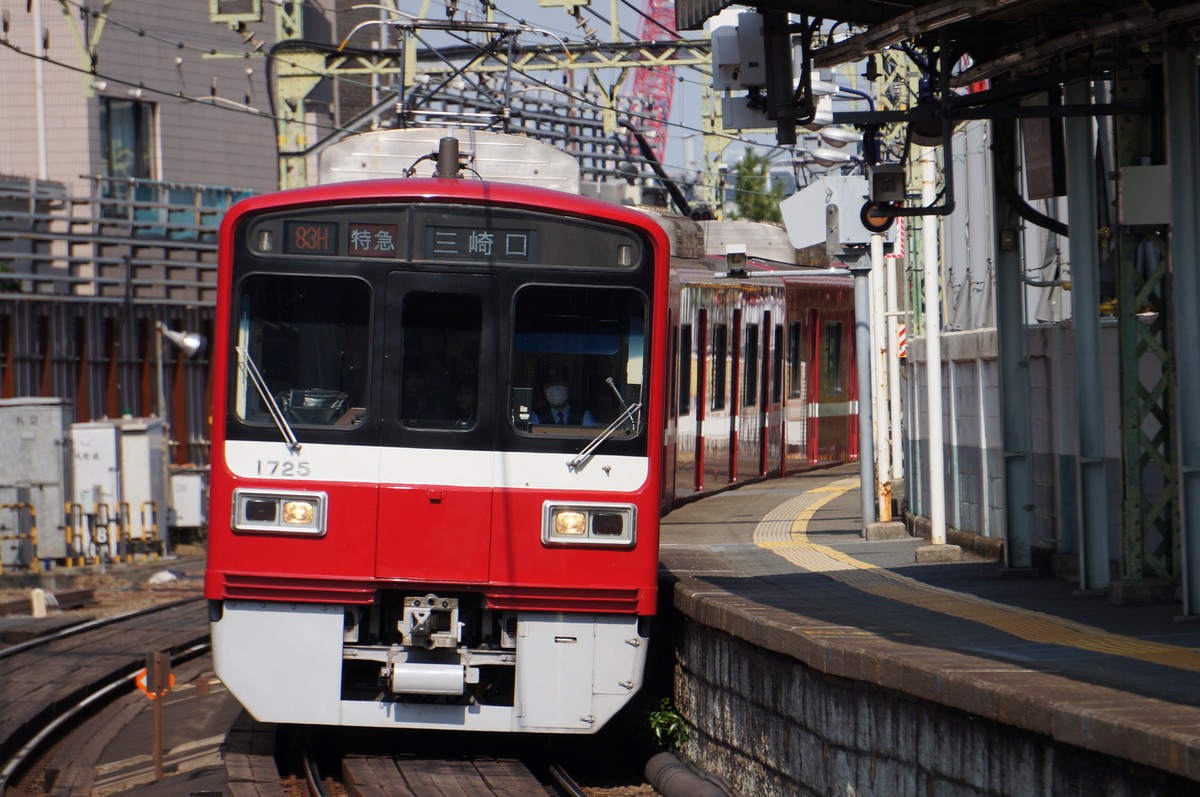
753,478,1200,672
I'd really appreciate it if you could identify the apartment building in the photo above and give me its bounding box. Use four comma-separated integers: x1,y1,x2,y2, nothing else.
0,0,335,465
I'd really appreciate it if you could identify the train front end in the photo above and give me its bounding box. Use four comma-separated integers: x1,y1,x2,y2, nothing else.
204,179,669,733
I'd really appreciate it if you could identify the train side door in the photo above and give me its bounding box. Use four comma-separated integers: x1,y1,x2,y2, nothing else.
759,313,772,477
376,273,499,583
806,308,823,463
694,311,708,493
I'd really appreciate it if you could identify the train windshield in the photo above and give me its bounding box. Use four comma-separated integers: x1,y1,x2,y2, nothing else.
233,275,371,428
511,285,645,438
398,291,483,429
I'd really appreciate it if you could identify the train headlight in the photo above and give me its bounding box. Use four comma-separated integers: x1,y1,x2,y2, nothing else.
282,500,315,525
234,489,326,536
543,502,636,547
555,511,588,536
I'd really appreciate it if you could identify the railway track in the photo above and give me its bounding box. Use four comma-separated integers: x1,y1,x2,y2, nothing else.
337,753,558,796
278,724,616,796
0,596,657,797
0,599,210,780
0,598,213,795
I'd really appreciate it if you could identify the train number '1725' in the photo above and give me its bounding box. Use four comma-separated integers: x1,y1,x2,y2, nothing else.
256,460,311,478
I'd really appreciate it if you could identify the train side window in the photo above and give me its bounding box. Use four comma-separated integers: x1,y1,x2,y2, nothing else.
823,321,844,394
744,324,759,407
400,292,482,429
711,324,727,411
772,325,784,403
234,275,370,427
787,322,804,398
679,324,693,416
669,322,679,420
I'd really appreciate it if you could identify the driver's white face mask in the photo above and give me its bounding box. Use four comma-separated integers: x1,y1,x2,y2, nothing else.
544,385,568,407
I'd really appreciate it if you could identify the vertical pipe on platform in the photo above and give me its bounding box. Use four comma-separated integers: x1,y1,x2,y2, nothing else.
1165,49,1200,614
922,148,946,545
1065,79,1111,591
851,260,877,528
887,232,904,482
872,233,892,520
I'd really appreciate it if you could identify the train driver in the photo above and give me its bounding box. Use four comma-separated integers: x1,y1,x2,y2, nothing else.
530,363,596,426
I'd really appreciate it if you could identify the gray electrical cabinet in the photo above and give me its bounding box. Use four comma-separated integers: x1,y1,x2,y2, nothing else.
71,417,168,557
0,398,72,565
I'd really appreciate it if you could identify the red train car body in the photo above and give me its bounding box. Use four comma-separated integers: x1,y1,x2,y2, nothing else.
204,135,855,734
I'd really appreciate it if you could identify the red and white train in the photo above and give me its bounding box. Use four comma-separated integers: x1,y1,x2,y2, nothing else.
204,131,855,733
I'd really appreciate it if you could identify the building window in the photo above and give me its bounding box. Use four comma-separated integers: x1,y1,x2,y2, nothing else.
100,98,155,204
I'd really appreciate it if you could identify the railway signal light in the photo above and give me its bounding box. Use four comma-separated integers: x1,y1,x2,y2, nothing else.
860,201,898,234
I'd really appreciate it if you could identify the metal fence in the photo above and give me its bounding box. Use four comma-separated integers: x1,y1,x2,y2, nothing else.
0,176,254,464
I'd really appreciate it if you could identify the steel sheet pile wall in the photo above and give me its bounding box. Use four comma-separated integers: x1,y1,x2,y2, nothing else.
0,177,232,466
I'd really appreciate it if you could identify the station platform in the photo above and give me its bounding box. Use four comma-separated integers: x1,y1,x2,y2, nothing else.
658,463,1200,790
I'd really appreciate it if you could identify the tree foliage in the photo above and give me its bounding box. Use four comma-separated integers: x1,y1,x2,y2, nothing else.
729,148,784,223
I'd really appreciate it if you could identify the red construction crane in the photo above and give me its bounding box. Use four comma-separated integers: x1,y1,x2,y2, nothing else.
624,0,677,164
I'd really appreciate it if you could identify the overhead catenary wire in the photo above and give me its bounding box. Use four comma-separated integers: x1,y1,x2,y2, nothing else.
0,1,905,181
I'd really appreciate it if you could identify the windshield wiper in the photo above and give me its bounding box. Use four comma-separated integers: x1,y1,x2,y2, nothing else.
567,402,641,471
605,377,636,434
237,346,300,453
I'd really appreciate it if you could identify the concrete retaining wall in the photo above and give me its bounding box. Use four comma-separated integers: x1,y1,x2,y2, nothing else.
671,617,1197,796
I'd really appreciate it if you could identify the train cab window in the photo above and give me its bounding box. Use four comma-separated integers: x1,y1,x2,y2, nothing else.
234,275,370,427
744,324,759,407
400,292,482,429
511,285,645,437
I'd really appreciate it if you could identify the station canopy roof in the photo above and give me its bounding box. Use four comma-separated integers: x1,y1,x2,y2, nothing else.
677,0,1200,87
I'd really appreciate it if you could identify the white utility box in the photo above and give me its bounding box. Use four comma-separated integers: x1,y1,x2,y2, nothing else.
170,470,208,532
0,398,72,565
71,417,167,557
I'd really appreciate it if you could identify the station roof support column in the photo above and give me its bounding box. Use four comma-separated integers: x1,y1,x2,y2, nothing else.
1166,48,1200,615
1065,80,1111,591
993,117,1035,571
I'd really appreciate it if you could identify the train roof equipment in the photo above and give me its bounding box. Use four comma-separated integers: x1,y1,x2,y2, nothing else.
319,128,582,194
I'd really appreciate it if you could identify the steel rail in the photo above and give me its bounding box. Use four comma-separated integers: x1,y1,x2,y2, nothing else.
548,764,590,797
0,638,211,793
302,748,330,797
0,596,204,661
